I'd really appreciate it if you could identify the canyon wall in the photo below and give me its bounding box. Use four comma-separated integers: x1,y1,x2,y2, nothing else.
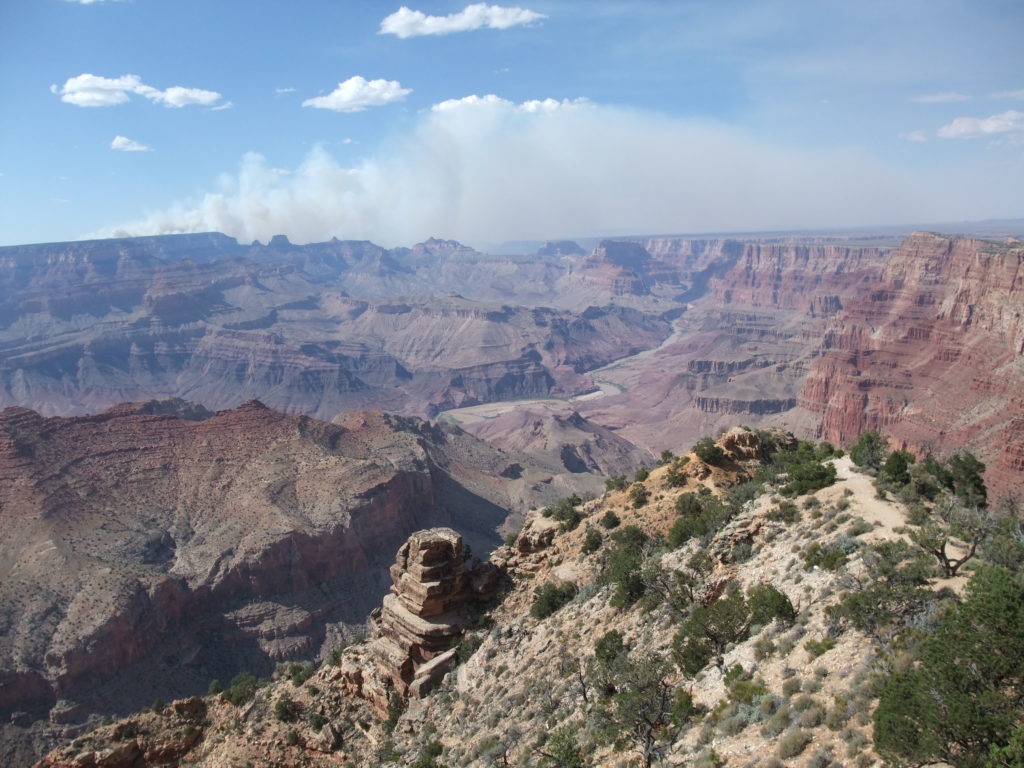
0,399,577,766
797,232,1024,494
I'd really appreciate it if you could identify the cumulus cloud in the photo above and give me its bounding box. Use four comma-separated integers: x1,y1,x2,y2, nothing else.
990,88,1024,100
110,135,152,152
380,3,546,38
52,73,223,108
911,91,971,103
302,76,411,112
431,94,589,113
99,94,1023,247
899,130,928,143
938,110,1024,139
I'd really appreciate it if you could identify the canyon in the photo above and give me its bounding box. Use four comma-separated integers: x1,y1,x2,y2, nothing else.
0,399,590,766
2,226,1023,765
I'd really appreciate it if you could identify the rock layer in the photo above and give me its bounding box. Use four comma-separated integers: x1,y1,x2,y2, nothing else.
796,232,1024,494
341,528,496,715
0,400,562,767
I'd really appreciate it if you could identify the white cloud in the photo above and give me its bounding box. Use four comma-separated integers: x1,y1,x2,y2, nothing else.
276,87,297,94
938,110,1024,139
52,73,223,108
53,74,141,107
63,0,123,4
380,3,546,38
991,89,1024,100
899,130,928,143
431,94,589,113
302,76,410,112
100,96,1024,247
911,91,971,103
110,135,152,152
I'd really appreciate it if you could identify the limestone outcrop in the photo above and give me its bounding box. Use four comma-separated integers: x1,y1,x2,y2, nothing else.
341,528,497,716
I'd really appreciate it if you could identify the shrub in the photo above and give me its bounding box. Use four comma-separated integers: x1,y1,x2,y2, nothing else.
412,740,446,768
780,460,837,497
543,495,585,532
658,449,676,465
454,633,483,662
881,449,916,486
761,707,792,737
309,712,327,730
665,456,691,487
801,705,826,728
600,510,621,529
288,662,313,687
605,475,629,492
692,437,725,466
634,466,650,482
602,525,649,607
747,584,796,627
782,677,802,697
778,728,813,759
222,672,259,706
627,483,649,508
275,693,298,723
804,637,835,658
768,501,800,523
675,492,702,516
582,526,603,554
803,542,848,571
595,629,625,667
531,582,577,619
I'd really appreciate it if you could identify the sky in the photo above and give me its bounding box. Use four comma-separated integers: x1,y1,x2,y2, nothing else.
0,0,1022,249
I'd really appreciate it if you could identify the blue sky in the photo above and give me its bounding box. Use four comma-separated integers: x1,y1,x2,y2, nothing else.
1,0,1022,248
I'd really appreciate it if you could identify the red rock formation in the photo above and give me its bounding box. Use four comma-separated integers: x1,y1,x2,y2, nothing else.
340,528,496,715
798,232,1024,494
0,400,560,767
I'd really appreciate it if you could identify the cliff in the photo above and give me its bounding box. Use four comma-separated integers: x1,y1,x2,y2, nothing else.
0,400,586,767
798,232,1024,494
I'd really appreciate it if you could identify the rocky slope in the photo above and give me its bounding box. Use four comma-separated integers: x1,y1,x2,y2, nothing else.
34,428,956,768
0,399,601,766
450,406,655,479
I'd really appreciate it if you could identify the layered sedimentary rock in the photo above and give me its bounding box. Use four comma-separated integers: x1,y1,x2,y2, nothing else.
0,235,673,420
341,528,496,715
456,407,653,477
576,240,894,447
0,400,564,767
797,232,1024,494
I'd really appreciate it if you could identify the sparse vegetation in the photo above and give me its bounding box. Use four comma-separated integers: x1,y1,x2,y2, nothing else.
531,582,578,619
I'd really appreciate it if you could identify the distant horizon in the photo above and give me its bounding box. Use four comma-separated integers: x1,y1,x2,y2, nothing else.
2,216,1022,253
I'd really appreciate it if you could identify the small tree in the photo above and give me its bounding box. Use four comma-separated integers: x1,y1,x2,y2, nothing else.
537,726,583,768
849,430,888,471
874,566,1024,768
594,653,691,768
909,496,997,577
881,449,916,486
